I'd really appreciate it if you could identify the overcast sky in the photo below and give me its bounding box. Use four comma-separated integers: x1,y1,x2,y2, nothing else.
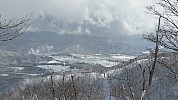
0,0,158,36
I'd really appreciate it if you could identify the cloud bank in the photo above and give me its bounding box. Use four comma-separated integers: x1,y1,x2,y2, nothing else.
0,0,157,36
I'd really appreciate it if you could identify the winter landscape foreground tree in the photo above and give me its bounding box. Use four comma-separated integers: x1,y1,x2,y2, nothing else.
2,0,178,100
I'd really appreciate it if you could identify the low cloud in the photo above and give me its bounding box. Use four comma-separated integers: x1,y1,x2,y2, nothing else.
0,0,157,36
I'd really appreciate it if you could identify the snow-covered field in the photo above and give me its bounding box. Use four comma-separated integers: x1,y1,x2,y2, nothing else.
52,53,135,68
34,53,135,73
36,65,70,72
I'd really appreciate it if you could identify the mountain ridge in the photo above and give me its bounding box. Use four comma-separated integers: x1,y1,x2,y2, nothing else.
2,31,152,55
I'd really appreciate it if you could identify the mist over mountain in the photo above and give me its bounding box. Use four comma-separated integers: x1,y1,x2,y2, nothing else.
0,0,156,37
29,0,156,37
31,15,130,37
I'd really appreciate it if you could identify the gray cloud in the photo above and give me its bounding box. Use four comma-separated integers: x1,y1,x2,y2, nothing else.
0,0,157,36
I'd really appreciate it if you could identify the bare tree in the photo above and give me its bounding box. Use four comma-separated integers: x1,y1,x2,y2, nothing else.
0,15,30,42
145,0,178,51
141,16,162,100
143,0,178,99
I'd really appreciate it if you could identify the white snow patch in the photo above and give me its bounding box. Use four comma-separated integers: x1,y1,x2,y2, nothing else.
111,54,135,60
36,65,70,72
141,90,146,100
142,51,150,54
28,74,41,76
135,59,148,64
12,67,24,70
0,74,9,76
106,67,124,76
15,73,41,76
47,60,61,64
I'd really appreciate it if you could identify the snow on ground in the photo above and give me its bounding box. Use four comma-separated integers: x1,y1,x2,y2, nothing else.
134,58,148,64
106,67,125,76
15,73,42,76
47,60,61,64
106,58,149,76
110,54,135,60
32,53,136,85
53,53,135,67
13,67,24,70
142,51,150,54
36,65,70,72
0,74,9,76
80,59,118,67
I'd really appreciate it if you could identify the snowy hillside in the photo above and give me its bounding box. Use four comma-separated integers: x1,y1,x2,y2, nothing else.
2,31,152,55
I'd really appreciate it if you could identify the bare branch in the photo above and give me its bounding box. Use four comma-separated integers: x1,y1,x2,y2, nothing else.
0,15,30,42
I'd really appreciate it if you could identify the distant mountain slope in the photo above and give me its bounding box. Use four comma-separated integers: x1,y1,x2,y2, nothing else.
2,31,152,55
0,49,52,66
